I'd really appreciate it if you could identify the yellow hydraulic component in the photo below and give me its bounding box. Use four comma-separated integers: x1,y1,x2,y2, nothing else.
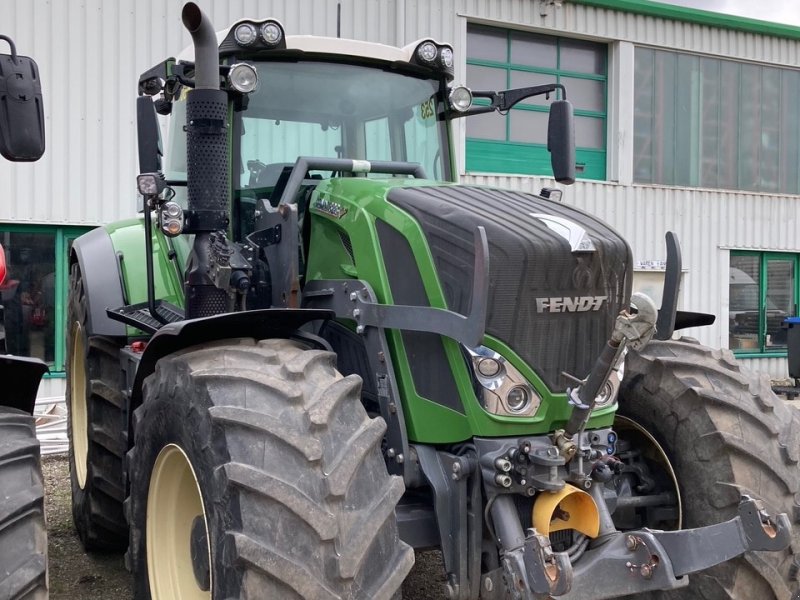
533,484,600,538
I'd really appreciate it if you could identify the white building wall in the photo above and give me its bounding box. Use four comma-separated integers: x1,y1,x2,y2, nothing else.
3,0,799,377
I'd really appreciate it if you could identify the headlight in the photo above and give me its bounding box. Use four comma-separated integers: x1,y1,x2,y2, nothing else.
468,346,540,417
260,21,283,46
476,356,502,378
228,63,258,94
506,386,531,413
234,23,258,46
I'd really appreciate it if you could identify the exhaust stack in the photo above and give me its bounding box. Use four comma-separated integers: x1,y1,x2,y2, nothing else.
181,2,230,318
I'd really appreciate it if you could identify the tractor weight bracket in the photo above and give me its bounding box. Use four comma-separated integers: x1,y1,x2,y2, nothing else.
305,226,489,348
653,495,791,577
302,282,412,483
558,495,791,599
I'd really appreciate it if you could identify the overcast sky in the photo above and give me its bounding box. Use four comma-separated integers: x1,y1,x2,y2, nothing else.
662,0,800,26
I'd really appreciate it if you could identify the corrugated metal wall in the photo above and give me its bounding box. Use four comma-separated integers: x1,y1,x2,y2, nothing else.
3,0,799,377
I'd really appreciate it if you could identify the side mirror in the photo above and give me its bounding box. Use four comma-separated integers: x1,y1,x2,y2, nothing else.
547,100,575,185
137,95,162,174
0,36,45,162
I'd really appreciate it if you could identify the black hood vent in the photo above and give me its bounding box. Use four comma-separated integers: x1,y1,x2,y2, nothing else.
387,185,632,392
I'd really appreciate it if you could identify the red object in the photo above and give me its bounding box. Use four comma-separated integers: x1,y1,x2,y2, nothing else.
0,244,6,285
131,341,147,353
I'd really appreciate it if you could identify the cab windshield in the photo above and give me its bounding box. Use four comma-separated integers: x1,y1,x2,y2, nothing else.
233,60,450,184
163,60,450,237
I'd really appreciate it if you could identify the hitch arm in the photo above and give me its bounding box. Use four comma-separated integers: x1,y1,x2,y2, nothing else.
653,495,791,577
559,496,791,599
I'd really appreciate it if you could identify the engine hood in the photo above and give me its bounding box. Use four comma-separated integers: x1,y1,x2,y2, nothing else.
384,183,633,391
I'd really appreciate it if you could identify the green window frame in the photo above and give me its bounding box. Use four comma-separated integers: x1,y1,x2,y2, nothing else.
465,24,608,180
0,225,92,375
730,251,798,358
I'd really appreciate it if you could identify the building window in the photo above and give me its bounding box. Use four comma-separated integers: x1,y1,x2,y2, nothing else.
465,24,607,179
729,252,796,354
0,226,91,373
634,48,800,194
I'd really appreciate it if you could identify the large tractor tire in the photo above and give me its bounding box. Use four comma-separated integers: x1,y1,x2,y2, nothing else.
0,407,47,599
65,262,128,551
618,338,800,600
127,337,414,599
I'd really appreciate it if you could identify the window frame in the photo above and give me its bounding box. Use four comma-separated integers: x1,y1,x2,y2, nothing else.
0,224,93,375
730,250,798,358
465,24,608,180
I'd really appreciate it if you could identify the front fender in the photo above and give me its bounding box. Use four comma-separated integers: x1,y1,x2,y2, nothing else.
129,308,334,413
71,218,186,338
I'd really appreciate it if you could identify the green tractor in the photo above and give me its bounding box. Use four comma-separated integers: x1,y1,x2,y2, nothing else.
0,35,49,600
66,3,800,598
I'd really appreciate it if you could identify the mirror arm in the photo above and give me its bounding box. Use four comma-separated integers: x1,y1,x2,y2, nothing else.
500,83,565,111
451,83,567,118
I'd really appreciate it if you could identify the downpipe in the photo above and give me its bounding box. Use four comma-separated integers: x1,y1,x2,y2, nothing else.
181,2,230,319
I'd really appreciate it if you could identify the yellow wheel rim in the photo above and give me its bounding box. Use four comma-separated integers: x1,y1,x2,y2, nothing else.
615,415,683,529
147,444,211,600
69,322,88,489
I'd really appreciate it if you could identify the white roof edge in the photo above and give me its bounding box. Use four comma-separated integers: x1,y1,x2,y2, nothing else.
174,20,452,64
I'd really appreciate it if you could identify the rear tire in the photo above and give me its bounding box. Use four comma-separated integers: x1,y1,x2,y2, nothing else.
618,338,800,600
128,337,414,599
0,407,47,599
66,262,128,551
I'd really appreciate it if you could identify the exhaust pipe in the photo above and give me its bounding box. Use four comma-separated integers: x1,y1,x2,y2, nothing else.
181,2,219,90
181,2,230,318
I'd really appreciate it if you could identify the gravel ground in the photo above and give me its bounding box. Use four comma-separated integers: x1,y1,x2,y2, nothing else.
43,454,446,599
42,456,130,599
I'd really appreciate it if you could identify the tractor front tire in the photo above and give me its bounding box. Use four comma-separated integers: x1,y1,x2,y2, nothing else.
127,337,414,599
66,262,128,551
619,338,800,600
0,407,47,599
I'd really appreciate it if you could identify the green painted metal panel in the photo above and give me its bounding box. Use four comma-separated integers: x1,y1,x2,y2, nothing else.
104,218,185,337
306,177,615,441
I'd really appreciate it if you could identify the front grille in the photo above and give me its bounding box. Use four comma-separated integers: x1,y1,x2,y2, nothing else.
387,185,631,392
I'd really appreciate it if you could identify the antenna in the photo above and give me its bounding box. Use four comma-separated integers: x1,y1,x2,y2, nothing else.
337,3,341,38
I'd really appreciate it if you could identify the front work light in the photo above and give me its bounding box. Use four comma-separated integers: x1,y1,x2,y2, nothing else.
228,63,259,93
440,46,454,68
137,173,165,197
417,41,438,63
449,86,473,112
234,23,258,46
261,21,283,45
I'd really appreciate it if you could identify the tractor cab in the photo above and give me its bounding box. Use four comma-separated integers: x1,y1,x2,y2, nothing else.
140,18,575,243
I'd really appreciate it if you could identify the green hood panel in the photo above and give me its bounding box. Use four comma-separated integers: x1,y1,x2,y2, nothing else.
305,178,616,442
